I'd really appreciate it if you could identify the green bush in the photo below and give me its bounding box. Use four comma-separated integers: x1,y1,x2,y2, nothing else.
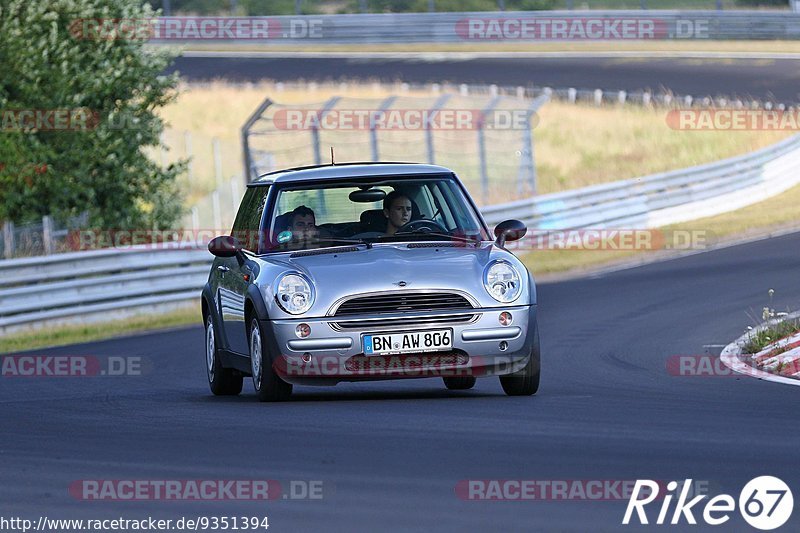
0,0,184,230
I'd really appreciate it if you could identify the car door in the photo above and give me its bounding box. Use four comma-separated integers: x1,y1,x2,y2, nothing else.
218,186,269,355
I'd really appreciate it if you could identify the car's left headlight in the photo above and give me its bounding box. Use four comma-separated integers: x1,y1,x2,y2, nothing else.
275,273,315,315
484,261,522,303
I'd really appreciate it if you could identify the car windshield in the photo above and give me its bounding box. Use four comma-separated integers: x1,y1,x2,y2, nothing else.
264,174,490,252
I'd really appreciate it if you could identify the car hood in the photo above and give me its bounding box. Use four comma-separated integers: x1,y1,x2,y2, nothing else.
257,242,533,318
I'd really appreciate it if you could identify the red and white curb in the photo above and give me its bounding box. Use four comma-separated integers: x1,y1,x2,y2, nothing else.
720,311,800,387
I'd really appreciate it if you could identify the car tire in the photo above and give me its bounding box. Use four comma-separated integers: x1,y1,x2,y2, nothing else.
500,325,540,396
249,318,293,402
205,316,243,396
443,376,477,390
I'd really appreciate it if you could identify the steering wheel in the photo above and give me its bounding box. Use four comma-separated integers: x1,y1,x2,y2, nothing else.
395,219,448,235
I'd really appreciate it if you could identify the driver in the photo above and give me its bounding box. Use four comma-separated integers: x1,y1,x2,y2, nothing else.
383,191,413,236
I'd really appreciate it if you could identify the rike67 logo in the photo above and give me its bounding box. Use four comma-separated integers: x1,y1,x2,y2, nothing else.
623,477,793,530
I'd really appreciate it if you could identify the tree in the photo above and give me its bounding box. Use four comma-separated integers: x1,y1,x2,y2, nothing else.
0,0,185,230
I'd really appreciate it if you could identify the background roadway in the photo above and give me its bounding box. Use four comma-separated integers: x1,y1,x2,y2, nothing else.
169,55,800,104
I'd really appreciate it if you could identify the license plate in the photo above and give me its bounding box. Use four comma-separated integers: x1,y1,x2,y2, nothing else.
363,329,452,356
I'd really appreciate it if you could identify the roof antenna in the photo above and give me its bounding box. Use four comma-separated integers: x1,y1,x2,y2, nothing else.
330,147,335,165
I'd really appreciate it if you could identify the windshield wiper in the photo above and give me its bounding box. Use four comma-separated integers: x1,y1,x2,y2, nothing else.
319,237,373,249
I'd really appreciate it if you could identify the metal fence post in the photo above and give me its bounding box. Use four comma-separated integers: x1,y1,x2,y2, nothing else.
478,95,502,205
42,215,54,255
3,221,14,259
568,88,577,104
426,94,451,165
230,177,241,216
517,94,549,197
241,97,275,184
370,96,397,162
212,191,222,232
213,137,223,190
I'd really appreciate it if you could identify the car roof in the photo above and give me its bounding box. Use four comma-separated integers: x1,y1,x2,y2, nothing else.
248,162,454,186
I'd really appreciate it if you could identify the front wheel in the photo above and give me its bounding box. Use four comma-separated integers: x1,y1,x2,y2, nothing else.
500,325,540,396
205,317,243,396
249,318,292,402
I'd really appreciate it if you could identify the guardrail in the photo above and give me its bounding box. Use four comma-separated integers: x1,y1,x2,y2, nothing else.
0,245,210,333
481,133,800,229
151,11,800,43
3,133,799,333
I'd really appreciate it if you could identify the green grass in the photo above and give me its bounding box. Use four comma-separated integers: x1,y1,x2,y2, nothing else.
0,305,200,354
743,318,800,354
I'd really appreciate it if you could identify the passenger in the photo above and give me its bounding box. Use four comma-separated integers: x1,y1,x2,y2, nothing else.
383,191,412,236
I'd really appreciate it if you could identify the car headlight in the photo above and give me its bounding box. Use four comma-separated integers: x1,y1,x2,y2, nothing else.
275,273,315,315
484,261,522,303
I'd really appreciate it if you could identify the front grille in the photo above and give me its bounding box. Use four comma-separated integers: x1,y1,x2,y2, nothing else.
330,312,477,330
333,292,473,316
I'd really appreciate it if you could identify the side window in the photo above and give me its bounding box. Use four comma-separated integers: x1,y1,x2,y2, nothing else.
231,186,269,252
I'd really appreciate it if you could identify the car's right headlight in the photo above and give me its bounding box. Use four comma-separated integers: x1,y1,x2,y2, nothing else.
484,261,522,303
275,273,314,315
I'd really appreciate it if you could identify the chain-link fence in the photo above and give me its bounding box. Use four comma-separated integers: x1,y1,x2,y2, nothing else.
242,86,549,206
0,214,88,259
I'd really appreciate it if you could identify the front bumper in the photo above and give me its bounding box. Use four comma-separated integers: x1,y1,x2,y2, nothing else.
263,305,537,385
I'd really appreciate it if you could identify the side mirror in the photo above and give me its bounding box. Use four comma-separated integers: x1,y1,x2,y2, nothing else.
494,219,527,248
208,235,242,258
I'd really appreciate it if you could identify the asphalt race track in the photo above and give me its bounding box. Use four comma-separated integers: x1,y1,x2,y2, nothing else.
3,231,800,531
168,55,800,104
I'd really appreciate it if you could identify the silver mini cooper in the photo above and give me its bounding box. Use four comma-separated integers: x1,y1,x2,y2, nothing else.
201,163,539,401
